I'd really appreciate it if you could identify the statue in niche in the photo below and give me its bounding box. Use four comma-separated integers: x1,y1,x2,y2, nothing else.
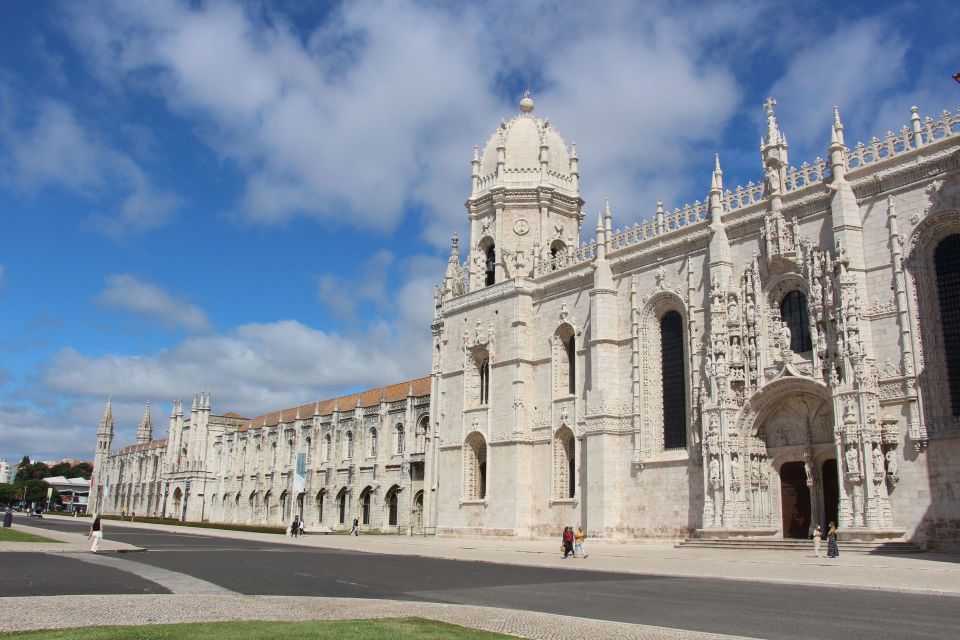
872,445,884,476
728,298,738,320
852,483,864,524
885,449,898,481
730,455,741,483
844,442,860,475
731,339,742,363
709,456,721,490
751,456,761,484
779,322,792,353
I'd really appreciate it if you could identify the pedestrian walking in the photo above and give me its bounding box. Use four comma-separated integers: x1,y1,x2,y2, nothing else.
351,517,359,536
120,509,125,522
561,526,574,558
826,521,839,558
813,524,822,558
574,526,588,558
298,518,305,536
290,515,300,537
88,513,103,554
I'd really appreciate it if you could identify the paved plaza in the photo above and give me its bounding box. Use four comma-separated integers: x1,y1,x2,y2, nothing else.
2,514,958,639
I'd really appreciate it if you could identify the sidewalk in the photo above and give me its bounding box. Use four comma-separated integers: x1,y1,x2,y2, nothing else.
0,518,141,554
32,514,960,597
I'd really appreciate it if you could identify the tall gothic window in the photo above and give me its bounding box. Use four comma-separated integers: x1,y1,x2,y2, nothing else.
323,434,331,461
464,432,487,500
396,425,405,454
661,310,687,450
473,350,490,406
369,428,378,457
553,427,576,499
415,416,428,453
387,487,399,526
567,335,576,395
360,488,371,525
345,431,353,460
780,291,812,353
337,489,347,524
485,245,496,286
936,234,960,415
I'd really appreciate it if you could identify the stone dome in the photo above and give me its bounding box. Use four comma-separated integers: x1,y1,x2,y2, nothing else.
474,92,578,197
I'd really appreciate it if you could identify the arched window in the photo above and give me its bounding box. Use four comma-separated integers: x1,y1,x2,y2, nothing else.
555,324,576,396
360,488,372,525
387,487,399,526
323,434,331,461
476,352,490,405
345,431,353,460
936,234,960,415
567,335,576,394
305,436,312,463
396,425,405,454
485,245,496,286
661,310,687,450
464,432,488,500
415,416,428,454
780,291,812,353
553,427,576,499
369,428,378,457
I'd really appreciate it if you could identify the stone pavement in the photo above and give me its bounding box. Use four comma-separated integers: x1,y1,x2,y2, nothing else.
28,514,960,597
3,515,958,639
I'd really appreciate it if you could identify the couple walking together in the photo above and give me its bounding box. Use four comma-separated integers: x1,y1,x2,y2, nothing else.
561,526,587,559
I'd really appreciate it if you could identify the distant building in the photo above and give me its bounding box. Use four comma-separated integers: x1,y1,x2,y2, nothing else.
44,476,91,513
0,459,16,484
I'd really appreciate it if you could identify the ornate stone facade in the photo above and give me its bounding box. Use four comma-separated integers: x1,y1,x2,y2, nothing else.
431,94,960,548
91,94,960,548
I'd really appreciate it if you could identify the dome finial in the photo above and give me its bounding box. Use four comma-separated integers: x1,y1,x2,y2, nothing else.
519,89,535,114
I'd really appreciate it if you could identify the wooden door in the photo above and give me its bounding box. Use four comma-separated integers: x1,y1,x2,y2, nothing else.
780,461,811,538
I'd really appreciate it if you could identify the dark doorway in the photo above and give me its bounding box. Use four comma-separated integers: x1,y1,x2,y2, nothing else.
780,461,811,538
821,458,839,530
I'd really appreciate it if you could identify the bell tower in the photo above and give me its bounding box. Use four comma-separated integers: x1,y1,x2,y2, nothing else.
466,91,584,287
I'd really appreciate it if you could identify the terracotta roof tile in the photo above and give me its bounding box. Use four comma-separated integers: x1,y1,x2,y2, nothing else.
244,376,431,429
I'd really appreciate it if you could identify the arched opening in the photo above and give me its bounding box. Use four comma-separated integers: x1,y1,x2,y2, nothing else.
821,458,839,532
279,490,289,522
172,487,183,520
549,239,567,269
386,486,399,527
248,491,258,523
234,492,241,523
360,487,372,525
336,488,347,525
661,310,686,450
553,426,576,499
369,428,378,457
780,291,812,353
779,461,811,539
345,431,353,460
316,489,326,524
296,492,305,520
413,490,424,534
935,234,960,415
396,425,405,455
323,434,331,461
464,432,488,500
263,490,272,524
485,244,496,286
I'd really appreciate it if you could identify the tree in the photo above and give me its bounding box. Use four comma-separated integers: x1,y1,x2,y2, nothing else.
49,462,72,477
0,483,19,506
21,480,58,505
14,462,51,484
69,462,93,479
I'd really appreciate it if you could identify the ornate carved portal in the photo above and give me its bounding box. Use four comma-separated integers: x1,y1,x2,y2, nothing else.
750,391,837,537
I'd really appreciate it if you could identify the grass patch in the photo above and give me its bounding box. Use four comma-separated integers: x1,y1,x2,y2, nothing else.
0,528,62,543
0,617,520,639
97,515,287,535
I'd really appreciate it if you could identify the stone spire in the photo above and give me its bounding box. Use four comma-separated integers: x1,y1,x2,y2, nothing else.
760,97,788,197
314,401,320,417
99,396,114,432
443,234,462,299
708,155,733,283
603,199,613,251
136,400,153,445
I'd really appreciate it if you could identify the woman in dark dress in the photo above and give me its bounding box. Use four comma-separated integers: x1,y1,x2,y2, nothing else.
827,521,839,558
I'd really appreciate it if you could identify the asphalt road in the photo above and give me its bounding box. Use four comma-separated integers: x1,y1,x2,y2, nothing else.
13,518,958,640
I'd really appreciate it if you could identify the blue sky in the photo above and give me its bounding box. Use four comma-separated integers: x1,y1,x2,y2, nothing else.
0,0,957,462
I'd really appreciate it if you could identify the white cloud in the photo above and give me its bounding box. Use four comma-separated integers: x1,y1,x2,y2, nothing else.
96,274,212,333
767,19,909,163
0,98,180,238
62,0,748,243
43,253,441,421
